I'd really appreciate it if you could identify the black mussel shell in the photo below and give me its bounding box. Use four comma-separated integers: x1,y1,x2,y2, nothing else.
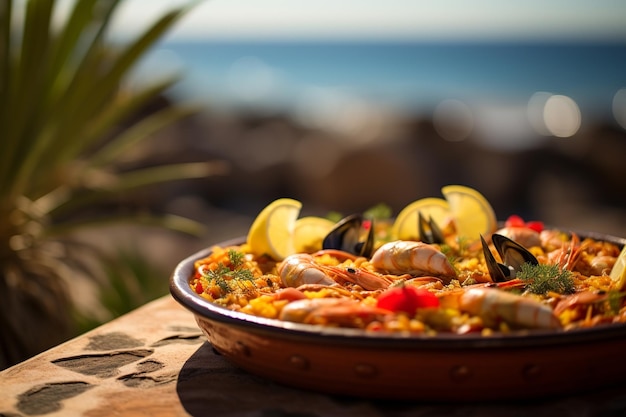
492,233,539,270
322,214,375,257
481,235,514,282
482,233,539,282
418,211,445,244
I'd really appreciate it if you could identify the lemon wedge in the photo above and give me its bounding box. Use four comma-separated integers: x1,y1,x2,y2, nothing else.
293,216,336,253
246,198,302,260
441,185,497,241
391,198,451,240
610,245,626,291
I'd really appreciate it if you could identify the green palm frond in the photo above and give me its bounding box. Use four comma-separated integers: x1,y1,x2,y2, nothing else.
0,0,213,369
1,0,202,200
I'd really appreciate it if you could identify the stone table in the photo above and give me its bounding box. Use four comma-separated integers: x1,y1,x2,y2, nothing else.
2,295,626,417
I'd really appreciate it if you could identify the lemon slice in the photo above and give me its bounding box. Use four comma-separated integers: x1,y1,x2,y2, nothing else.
391,198,450,240
441,185,497,241
610,245,626,291
293,216,335,253
246,198,302,260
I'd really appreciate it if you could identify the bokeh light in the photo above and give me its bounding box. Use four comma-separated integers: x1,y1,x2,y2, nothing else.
527,91,552,136
612,88,626,130
543,95,581,138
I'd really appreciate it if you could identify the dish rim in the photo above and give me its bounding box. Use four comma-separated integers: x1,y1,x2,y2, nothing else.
170,231,626,350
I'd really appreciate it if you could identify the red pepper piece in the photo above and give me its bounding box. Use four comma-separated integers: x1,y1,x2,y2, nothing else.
505,214,526,228
376,286,440,315
505,215,544,233
525,221,544,233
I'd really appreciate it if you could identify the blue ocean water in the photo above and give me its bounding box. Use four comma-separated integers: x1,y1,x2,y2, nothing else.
146,40,626,121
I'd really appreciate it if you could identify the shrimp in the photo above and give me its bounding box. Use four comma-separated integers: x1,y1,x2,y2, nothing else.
278,254,336,287
278,253,393,290
588,255,616,276
279,298,388,326
546,233,588,271
553,291,607,317
370,240,457,283
440,287,561,330
495,226,541,249
540,229,569,252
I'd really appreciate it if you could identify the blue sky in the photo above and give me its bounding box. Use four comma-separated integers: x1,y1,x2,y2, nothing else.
111,0,626,41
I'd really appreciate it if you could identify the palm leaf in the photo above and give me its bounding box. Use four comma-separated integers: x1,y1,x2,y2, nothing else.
89,103,201,167
0,0,12,122
8,0,192,200
44,161,229,219
0,0,54,195
80,74,183,154
44,0,102,96
44,213,207,240
0,0,210,368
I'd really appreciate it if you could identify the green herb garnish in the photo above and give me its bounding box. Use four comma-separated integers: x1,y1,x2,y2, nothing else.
517,263,575,295
607,290,623,316
325,211,344,223
455,236,471,257
201,249,256,295
364,203,393,220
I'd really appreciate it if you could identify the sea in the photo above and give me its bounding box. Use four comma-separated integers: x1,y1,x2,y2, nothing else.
135,39,626,126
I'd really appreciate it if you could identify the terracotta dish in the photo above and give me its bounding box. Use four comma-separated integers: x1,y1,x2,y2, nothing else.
170,233,626,401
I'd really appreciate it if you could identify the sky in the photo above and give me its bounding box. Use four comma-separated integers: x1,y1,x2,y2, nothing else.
110,0,626,42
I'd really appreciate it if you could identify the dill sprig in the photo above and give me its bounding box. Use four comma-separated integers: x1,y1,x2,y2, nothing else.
201,249,256,295
439,244,460,276
607,290,624,316
364,203,393,220
457,236,470,253
517,263,575,295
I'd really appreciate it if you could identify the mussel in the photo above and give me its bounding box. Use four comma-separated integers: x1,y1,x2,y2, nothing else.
418,211,445,244
481,233,539,282
322,214,374,258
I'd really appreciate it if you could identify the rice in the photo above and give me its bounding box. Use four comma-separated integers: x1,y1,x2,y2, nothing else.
189,228,624,335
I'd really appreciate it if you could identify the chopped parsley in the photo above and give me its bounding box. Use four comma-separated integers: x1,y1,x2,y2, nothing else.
201,249,256,295
517,263,575,295
607,290,623,316
364,203,393,220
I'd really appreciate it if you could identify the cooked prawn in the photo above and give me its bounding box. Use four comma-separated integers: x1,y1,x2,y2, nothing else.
278,252,393,290
370,240,457,283
440,287,561,330
279,298,388,326
494,226,541,249
553,291,607,317
546,233,587,271
278,254,336,287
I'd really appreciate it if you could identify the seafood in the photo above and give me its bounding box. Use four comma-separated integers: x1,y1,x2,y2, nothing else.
545,233,586,271
441,287,561,330
492,233,539,271
418,212,445,244
278,254,336,287
278,252,393,290
370,240,457,283
494,226,541,249
540,229,569,252
279,298,388,326
553,291,607,317
190,204,626,334
481,233,538,282
322,214,374,257
585,255,617,276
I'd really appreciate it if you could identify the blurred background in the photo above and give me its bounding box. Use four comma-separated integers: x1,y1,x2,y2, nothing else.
2,0,625,367
121,0,626,261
